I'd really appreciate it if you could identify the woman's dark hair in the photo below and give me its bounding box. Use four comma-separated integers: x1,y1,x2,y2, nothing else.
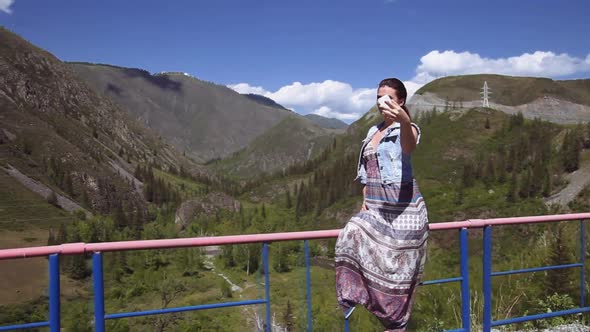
378,78,411,120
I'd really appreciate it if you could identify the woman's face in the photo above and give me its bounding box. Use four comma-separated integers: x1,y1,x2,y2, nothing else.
376,86,404,114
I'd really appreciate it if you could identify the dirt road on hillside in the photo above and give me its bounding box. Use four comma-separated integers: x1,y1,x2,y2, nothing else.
545,151,590,208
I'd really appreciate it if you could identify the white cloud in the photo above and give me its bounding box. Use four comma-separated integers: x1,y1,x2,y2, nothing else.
0,0,14,14
227,80,377,123
226,83,269,95
229,50,590,123
413,50,590,82
313,106,361,121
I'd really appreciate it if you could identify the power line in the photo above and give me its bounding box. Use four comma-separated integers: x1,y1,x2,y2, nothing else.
481,81,492,108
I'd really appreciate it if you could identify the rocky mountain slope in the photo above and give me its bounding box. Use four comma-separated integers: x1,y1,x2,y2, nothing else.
409,74,590,124
304,114,348,130
0,27,195,220
69,62,340,175
210,114,339,177
69,63,296,163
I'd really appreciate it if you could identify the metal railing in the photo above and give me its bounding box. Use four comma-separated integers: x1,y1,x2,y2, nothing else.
1,212,590,331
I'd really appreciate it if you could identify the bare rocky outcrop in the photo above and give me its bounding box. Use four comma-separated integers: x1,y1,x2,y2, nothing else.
2,164,90,216
409,92,590,124
175,192,241,229
545,151,590,208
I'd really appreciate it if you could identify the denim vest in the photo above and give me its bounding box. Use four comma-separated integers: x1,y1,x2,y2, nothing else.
355,122,421,185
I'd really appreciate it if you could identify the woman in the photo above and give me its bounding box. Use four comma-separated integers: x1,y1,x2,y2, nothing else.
335,78,428,331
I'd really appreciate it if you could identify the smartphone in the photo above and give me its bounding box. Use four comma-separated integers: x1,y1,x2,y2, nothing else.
377,95,391,108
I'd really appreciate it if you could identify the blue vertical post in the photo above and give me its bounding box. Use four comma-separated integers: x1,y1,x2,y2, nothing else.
344,316,350,332
460,228,470,332
580,219,586,307
304,240,313,332
483,225,492,332
263,243,271,332
49,254,60,332
93,252,105,332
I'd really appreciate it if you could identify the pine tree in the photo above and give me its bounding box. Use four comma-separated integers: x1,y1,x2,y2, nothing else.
506,172,518,203
545,224,576,297
530,162,544,196
67,225,89,280
542,168,552,197
69,255,89,280
484,156,496,186
222,245,236,268
454,187,464,206
518,169,532,199
82,189,91,209
273,243,291,273
114,204,127,229
64,173,74,196
47,229,57,246
285,190,292,209
497,152,507,183
562,131,581,172
57,223,68,244
462,163,474,187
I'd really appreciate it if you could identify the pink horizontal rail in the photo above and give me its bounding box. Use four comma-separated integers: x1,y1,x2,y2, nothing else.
1,212,589,260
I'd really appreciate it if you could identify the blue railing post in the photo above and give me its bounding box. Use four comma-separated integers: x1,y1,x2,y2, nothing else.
49,254,60,332
304,240,313,332
263,243,271,332
93,252,105,332
483,225,492,332
460,228,470,332
580,219,586,307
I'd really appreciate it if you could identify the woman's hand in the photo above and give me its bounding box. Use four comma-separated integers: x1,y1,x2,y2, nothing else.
382,99,410,125
382,99,418,153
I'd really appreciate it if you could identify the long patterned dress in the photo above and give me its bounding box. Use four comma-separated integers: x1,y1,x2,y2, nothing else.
335,142,429,331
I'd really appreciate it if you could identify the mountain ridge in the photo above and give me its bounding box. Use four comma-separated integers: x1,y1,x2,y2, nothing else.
409,74,590,124
69,62,334,165
0,27,198,222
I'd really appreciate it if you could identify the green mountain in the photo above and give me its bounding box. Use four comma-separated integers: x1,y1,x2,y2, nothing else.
409,74,590,124
69,63,339,175
242,93,291,111
210,115,339,177
69,64,316,164
304,114,348,130
0,27,198,227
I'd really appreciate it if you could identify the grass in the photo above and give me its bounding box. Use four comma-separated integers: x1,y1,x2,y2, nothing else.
153,168,206,199
0,173,74,232
0,228,85,307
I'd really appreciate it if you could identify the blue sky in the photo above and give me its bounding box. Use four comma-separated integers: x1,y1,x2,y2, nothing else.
1,0,589,121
